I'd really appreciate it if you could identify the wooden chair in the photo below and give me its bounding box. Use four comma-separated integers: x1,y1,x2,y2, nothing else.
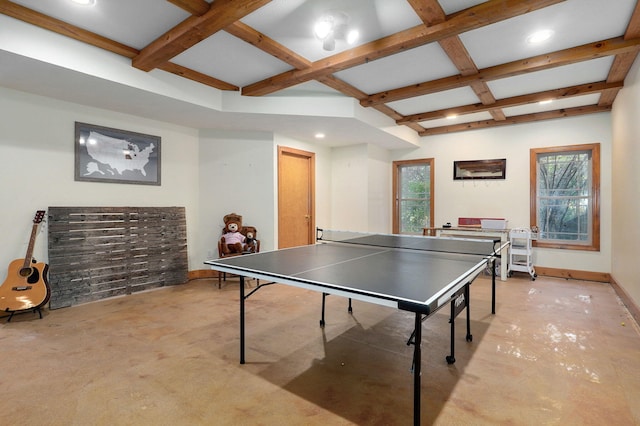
216,226,260,288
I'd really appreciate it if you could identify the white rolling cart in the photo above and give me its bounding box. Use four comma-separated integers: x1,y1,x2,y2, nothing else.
508,228,537,280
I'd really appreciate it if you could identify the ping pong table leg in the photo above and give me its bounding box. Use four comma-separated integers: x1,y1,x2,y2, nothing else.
320,293,327,327
320,294,354,327
413,312,422,426
447,300,456,365
240,276,246,364
491,258,496,315
465,284,472,343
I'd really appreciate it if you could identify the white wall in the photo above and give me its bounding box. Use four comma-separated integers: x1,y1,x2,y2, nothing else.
331,145,369,231
367,144,392,233
330,144,391,233
0,87,336,280
611,56,640,306
0,87,200,283
196,131,334,263
1,82,625,287
197,130,275,264
388,114,613,275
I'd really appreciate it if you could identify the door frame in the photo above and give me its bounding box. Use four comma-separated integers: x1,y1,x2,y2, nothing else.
277,146,316,247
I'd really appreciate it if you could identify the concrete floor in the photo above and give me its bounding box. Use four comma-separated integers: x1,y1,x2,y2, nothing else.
1,274,639,425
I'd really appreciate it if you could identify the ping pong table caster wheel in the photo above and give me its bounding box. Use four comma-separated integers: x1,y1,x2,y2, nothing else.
446,355,456,364
466,334,473,342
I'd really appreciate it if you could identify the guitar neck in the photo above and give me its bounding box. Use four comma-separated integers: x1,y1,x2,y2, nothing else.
22,211,45,270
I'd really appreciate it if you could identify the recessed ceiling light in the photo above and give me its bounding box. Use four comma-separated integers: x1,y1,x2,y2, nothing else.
70,0,96,6
315,133,326,139
526,29,553,44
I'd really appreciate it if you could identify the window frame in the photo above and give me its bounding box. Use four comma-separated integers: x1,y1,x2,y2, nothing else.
392,158,434,235
530,143,600,251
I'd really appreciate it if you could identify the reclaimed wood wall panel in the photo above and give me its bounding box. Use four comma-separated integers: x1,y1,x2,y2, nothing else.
47,207,188,309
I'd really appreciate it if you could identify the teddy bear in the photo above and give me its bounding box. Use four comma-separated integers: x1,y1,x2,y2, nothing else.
243,226,258,253
221,213,245,255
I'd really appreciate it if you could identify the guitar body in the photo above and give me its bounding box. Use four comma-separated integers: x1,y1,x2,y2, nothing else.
0,258,50,312
1,211,50,314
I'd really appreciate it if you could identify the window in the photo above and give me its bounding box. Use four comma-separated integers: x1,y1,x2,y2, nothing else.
393,159,434,234
530,144,600,251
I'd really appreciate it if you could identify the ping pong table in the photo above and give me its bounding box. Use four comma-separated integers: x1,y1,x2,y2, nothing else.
205,229,508,425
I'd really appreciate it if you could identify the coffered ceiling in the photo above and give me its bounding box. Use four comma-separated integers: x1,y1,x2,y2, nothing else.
1,0,639,148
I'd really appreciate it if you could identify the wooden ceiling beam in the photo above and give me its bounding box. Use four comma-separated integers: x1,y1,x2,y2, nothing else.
398,81,623,123
599,1,640,106
224,18,431,131
167,0,210,16
225,21,311,70
225,21,389,113
132,0,271,72
315,75,427,133
364,36,640,106
437,36,478,77
3,0,631,137
439,37,508,121
407,0,506,121
168,3,365,100
405,0,446,24
623,0,640,38
599,51,635,105
471,82,507,121
597,88,622,106
419,105,612,136
0,0,139,58
242,0,565,96
0,0,239,91
316,75,366,99
158,62,239,90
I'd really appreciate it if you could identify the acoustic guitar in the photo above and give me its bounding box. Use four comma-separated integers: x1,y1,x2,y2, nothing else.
0,210,51,312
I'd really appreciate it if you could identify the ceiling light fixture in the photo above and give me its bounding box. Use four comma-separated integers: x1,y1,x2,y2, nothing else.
315,133,326,139
346,29,359,45
70,0,96,5
526,29,553,44
313,11,358,51
314,18,333,40
539,99,553,105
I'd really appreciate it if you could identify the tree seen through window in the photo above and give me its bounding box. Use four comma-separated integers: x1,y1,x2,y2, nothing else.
531,144,600,251
394,160,433,235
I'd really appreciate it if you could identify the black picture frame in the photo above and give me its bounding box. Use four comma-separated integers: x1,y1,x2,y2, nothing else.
453,158,506,180
74,122,161,185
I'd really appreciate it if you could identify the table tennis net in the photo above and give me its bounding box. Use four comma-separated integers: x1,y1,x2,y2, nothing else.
316,228,502,257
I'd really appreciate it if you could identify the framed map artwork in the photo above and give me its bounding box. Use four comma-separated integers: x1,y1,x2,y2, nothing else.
74,122,161,185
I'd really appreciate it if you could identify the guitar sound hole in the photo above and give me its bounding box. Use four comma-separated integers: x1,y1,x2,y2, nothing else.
20,267,40,284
